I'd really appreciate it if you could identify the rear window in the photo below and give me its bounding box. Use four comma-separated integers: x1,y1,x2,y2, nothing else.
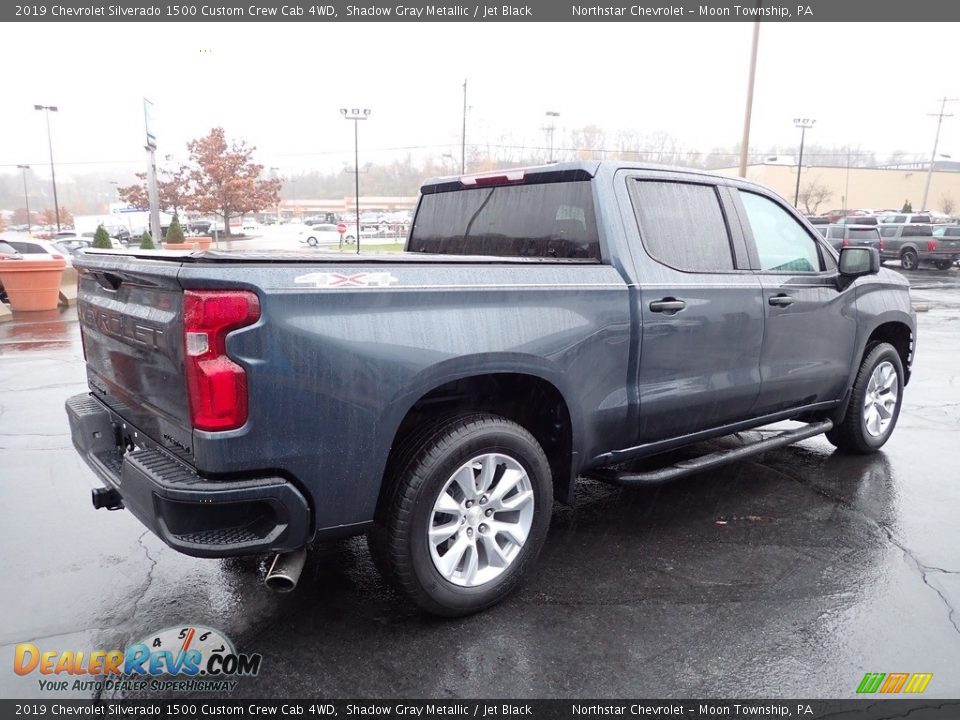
910,215,931,224
408,181,600,259
849,229,879,240
903,225,933,237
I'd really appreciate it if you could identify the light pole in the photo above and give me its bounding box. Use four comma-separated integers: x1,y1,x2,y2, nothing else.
340,107,371,255
545,111,560,163
793,117,816,207
738,21,761,178
17,165,31,235
34,104,61,231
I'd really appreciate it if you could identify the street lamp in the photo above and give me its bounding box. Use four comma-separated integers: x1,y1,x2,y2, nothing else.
793,117,816,207
545,111,560,163
340,107,371,255
34,104,61,231
16,164,31,235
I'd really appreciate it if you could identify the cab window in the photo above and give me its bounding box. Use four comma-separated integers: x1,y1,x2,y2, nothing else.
739,191,823,273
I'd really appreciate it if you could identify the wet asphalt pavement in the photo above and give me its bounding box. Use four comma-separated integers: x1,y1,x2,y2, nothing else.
2,265,960,700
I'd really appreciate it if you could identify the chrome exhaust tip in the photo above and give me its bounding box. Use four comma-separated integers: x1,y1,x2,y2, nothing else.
264,548,307,593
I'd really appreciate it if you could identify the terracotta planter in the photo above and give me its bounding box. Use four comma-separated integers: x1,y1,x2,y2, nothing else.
164,237,212,251
0,257,67,312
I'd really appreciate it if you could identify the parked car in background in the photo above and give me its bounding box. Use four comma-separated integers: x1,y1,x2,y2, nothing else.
54,238,93,257
299,223,355,246
880,213,932,225
824,225,881,252
0,240,24,303
3,238,69,262
805,215,830,225
836,215,879,226
53,231,119,250
878,223,959,270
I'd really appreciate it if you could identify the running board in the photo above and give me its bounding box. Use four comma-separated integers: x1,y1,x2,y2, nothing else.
587,420,833,487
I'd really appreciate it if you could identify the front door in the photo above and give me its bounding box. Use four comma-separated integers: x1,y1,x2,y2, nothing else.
733,189,858,415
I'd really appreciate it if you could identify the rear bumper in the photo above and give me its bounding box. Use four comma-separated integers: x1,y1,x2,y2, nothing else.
66,393,310,558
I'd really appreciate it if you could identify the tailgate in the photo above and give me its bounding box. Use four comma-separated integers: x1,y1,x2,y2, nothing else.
75,254,194,460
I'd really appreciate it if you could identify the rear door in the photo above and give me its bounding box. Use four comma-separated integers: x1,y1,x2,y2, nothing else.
733,189,857,414
620,174,764,441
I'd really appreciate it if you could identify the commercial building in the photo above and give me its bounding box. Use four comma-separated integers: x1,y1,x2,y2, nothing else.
716,163,960,214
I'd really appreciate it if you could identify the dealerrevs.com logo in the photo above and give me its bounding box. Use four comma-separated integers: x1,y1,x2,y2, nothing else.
14,625,262,693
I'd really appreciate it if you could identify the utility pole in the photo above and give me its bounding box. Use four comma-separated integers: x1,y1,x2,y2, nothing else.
793,117,816,207
544,111,560,163
921,96,956,211
738,21,760,178
461,79,467,174
17,164,31,235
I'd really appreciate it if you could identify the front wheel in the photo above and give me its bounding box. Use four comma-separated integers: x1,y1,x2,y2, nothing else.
368,414,553,616
826,343,904,453
900,249,919,271
934,260,954,271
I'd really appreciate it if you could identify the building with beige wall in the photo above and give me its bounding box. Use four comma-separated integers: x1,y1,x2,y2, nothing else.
716,164,960,215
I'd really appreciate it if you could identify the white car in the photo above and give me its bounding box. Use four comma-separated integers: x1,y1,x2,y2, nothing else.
299,223,355,247
0,237,74,266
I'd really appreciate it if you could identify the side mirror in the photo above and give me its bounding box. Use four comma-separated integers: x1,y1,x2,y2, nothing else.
839,246,880,278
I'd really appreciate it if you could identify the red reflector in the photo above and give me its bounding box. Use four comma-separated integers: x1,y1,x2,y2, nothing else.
879,238,885,251
927,240,938,252
460,170,525,187
183,290,260,431
842,239,850,247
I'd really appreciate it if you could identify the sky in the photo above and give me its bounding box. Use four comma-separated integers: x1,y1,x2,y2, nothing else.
1,21,958,181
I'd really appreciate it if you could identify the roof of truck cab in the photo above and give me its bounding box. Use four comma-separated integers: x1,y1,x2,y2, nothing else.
419,160,759,193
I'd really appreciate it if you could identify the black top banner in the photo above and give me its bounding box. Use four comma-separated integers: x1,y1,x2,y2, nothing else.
5,0,960,22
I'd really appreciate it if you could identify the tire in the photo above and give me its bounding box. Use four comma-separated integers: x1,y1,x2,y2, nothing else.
307,236,318,247
345,235,355,244
900,248,919,271
825,343,904,454
368,414,553,616
934,260,953,271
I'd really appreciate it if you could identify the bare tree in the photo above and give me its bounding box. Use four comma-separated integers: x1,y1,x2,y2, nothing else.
797,179,832,214
940,194,956,215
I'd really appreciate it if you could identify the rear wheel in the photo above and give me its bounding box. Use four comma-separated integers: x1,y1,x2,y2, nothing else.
900,249,919,271
934,260,953,271
344,235,355,244
368,414,553,616
307,236,318,247
826,343,904,453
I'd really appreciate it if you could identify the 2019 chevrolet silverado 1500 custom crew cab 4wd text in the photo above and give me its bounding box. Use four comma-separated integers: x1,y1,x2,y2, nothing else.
66,162,916,616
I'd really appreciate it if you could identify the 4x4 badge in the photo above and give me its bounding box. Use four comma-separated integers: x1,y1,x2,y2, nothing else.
294,271,399,288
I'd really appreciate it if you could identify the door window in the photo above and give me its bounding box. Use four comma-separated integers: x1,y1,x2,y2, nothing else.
629,180,735,272
739,191,823,273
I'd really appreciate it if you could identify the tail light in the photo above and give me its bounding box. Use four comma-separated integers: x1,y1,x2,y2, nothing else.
927,240,938,252
842,239,850,247
879,238,885,251
183,290,260,431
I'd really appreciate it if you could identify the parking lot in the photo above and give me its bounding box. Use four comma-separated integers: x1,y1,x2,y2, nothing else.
1,264,959,699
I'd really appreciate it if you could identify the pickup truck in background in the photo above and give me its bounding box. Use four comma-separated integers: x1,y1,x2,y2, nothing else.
66,162,916,616
878,223,960,270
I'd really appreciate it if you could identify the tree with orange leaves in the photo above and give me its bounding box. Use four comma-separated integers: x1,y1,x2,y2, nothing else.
184,128,280,236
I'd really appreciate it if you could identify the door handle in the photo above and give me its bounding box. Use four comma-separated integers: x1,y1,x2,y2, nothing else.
768,294,795,307
649,298,686,313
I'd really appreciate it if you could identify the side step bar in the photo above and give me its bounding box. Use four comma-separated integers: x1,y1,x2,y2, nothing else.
587,420,833,487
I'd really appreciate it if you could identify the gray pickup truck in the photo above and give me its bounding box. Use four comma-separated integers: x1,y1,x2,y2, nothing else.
66,162,916,616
